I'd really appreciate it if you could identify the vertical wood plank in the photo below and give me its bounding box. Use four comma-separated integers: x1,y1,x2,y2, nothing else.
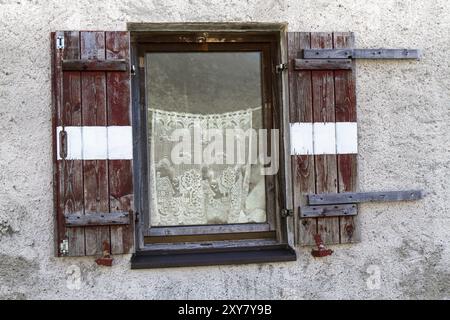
333,32,360,243
106,31,134,254
52,32,60,256
311,33,340,245
80,31,111,255
59,31,85,256
288,32,317,246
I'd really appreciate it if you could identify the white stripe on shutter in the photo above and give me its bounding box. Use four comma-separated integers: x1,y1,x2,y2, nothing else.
290,122,357,155
56,126,133,160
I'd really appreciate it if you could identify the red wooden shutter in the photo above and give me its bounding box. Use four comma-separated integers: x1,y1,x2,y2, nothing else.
288,32,360,245
52,31,134,256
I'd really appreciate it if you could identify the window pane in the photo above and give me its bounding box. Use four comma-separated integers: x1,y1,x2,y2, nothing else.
146,52,267,227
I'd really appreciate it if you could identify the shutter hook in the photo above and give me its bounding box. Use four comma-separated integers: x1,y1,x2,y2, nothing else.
95,241,113,266
311,234,333,257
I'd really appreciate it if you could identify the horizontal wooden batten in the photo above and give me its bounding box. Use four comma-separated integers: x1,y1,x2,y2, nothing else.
62,59,128,71
145,232,276,244
147,223,270,237
308,190,424,205
303,49,421,60
299,204,357,218
65,211,131,227
294,59,352,70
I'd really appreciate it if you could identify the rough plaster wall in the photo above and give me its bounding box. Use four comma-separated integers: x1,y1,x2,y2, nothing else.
0,0,449,299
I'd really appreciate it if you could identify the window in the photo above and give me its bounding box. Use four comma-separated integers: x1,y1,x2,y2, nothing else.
53,27,419,267
130,26,295,267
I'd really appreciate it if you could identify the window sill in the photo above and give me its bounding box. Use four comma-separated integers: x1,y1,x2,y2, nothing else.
130,244,296,269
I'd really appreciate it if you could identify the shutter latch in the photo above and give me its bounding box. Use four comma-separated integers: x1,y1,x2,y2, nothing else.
60,238,69,256
56,35,65,50
276,63,287,73
59,130,68,159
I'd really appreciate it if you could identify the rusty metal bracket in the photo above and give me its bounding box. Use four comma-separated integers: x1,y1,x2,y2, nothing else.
299,203,357,218
308,190,423,205
95,241,113,267
303,48,421,60
311,234,333,258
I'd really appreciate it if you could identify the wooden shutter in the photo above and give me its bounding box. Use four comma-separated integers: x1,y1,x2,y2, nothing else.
288,32,360,245
52,31,134,256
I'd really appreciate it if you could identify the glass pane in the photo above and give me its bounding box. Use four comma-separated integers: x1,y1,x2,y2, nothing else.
146,52,267,227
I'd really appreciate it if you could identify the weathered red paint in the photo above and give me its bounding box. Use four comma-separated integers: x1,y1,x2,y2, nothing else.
333,32,359,244
53,31,134,257
289,32,359,246
311,234,333,257
106,31,134,255
95,241,114,267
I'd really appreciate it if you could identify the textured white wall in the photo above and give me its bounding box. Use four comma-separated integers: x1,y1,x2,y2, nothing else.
0,0,449,299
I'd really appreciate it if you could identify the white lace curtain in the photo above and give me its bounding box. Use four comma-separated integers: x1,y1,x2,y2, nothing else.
149,107,266,226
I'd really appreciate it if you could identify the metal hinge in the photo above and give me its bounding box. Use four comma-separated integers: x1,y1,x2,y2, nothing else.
60,238,69,256
56,35,65,50
280,208,294,218
131,65,136,76
276,63,287,73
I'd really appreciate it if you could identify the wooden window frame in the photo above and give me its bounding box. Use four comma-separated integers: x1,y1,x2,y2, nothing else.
129,23,294,267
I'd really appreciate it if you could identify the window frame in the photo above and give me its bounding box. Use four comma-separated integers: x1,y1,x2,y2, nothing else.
130,23,294,265
140,41,276,236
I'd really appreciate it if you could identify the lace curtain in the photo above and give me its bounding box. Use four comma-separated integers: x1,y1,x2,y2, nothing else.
149,108,266,226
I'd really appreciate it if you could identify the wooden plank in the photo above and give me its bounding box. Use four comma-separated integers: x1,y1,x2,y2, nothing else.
303,48,420,60
52,31,64,256
131,41,146,250
299,204,357,218
333,32,360,244
145,239,279,251
288,32,317,246
261,44,277,236
127,22,287,32
80,31,111,256
65,211,130,227
311,32,340,245
148,223,270,237
106,31,134,254
280,29,295,247
145,232,276,244
294,59,352,70
62,59,127,71
308,190,424,205
58,31,86,256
